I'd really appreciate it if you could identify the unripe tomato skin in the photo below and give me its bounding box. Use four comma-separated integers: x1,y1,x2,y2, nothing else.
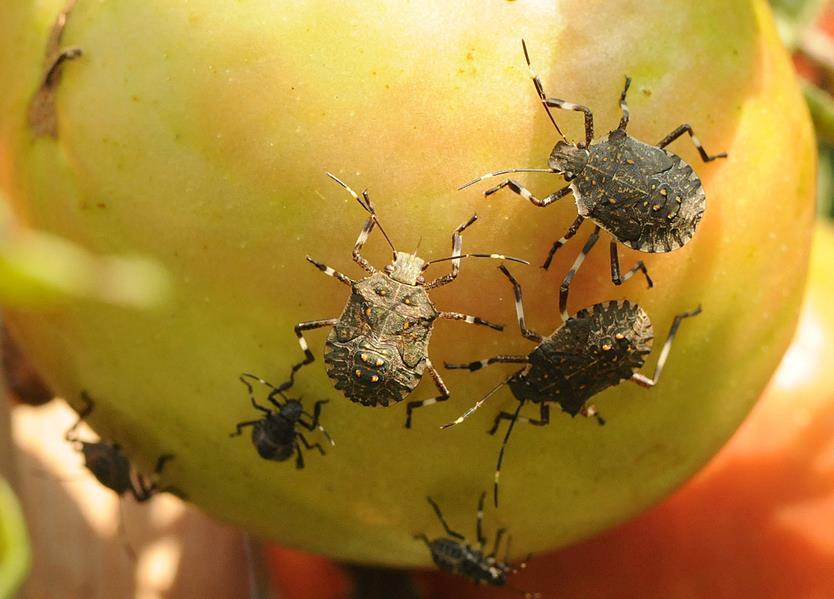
0,0,815,564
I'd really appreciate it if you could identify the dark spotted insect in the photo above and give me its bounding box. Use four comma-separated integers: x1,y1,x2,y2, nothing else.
277,172,527,428
444,265,701,505
230,373,334,468
460,40,726,320
415,492,540,598
65,392,179,502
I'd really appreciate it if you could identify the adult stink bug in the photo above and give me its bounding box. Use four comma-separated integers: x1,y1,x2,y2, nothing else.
277,173,528,428
415,492,540,598
444,265,701,505
230,373,334,468
460,40,726,320
65,392,179,502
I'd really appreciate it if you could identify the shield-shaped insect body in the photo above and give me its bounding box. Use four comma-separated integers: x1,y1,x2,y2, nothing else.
444,265,701,505
276,173,529,428
460,41,726,320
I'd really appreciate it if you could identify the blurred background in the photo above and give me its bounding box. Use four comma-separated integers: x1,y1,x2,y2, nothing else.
3,0,834,597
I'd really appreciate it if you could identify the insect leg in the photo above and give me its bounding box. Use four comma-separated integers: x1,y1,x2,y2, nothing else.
617,76,632,131
488,527,507,559
560,227,601,321
475,491,488,550
351,213,379,274
444,355,529,372
580,403,606,426
631,305,702,387
438,311,503,331
294,442,305,469
609,241,653,289
492,399,526,507
239,373,281,412
306,256,354,286
229,419,261,437
277,318,339,394
65,391,95,443
130,473,156,502
404,359,449,429
299,400,335,447
542,98,595,147
542,215,585,271
297,433,327,456
483,179,571,208
498,264,543,342
426,496,466,540
657,124,728,162
413,533,433,550
424,214,478,288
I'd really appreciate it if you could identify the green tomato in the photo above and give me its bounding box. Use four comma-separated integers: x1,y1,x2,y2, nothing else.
0,0,815,565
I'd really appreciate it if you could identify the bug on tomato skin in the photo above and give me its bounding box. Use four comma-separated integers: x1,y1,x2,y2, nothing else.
65,392,182,501
460,40,727,320
230,373,334,468
415,492,541,598
276,172,529,428
444,265,702,506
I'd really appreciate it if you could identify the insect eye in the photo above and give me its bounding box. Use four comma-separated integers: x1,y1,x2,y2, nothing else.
416,275,425,285
384,265,394,274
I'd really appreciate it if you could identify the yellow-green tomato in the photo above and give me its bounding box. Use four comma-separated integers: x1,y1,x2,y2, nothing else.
0,0,815,565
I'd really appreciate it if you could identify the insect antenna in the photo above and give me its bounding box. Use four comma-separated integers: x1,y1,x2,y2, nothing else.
423,254,529,269
458,168,555,191
440,376,512,429
325,172,397,256
522,39,567,143
494,398,526,507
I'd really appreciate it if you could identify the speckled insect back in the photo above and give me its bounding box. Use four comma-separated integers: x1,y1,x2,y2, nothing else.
230,373,334,468
276,173,529,428
444,265,701,505
460,40,726,320
65,392,180,502
415,492,540,598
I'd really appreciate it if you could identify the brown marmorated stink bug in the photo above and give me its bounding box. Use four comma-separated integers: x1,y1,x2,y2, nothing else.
460,40,726,320
276,173,528,428
415,492,540,598
444,265,701,505
65,392,181,502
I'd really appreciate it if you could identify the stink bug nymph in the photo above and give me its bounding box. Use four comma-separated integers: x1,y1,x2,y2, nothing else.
65,392,180,501
415,492,540,598
230,373,334,468
444,265,701,505
460,40,727,320
277,173,528,428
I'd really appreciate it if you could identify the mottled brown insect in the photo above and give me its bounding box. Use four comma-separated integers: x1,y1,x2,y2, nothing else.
444,265,701,505
277,173,527,428
460,40,726,320
415,492,540,598
65,392,179,501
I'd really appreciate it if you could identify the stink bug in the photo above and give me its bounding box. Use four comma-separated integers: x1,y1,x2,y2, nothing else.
444,265,701,505
277,173,528,428
415,492,540,598
230,373,334,468
65,392,180,502
460,40,726,320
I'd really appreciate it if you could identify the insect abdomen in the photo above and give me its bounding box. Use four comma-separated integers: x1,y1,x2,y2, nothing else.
325,334,422,406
